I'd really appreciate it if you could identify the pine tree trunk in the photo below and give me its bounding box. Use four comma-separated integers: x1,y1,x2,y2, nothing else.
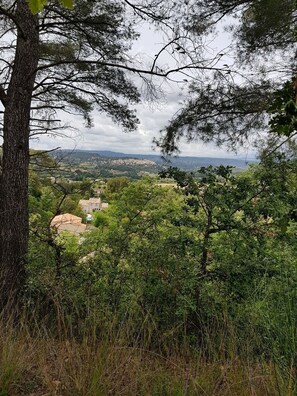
0,0,39,311
200,211,212,275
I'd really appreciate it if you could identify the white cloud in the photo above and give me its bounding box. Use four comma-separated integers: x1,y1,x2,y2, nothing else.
29,99,256,159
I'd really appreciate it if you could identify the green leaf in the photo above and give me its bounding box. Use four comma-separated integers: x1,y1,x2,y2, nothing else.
28,0,47,14
28,0,73,14
60,0,73,8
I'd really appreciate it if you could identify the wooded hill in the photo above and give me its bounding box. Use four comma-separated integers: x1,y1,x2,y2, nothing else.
48,149,252,180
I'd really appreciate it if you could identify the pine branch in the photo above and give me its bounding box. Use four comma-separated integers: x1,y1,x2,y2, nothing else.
0,85,7,107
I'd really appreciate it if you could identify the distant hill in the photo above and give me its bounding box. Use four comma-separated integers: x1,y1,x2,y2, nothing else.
46,149,257,180
54,149,255,170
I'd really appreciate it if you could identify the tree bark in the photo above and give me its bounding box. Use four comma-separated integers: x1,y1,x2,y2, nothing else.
200,211,212,275
0,0,39,312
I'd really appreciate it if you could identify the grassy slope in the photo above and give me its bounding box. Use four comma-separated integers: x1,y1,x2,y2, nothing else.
0,316,289,396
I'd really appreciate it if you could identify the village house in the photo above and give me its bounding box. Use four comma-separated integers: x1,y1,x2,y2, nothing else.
51,213,87,236
79,197,109,214
79,197,101,213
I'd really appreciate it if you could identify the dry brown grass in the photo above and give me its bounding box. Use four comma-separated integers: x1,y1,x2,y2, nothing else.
0,315,290,395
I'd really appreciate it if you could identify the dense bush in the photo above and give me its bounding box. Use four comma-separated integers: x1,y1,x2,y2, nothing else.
26,159,297,369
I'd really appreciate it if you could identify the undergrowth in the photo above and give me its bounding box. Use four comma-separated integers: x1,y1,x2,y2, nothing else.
0,309,292,396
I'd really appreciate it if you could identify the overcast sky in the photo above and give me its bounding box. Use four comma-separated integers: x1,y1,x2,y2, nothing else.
30,95,256,159
28,19,257,159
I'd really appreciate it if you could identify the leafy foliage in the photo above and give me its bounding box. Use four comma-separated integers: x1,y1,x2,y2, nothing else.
28,0,73,14
157,78,274,152
269,79,297,137
26,156,297,361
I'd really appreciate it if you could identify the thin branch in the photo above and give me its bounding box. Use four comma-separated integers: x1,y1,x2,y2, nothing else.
0,85,8,107
35,59,225,78
261,131,297,160
0,5,25,38
29,147,61,157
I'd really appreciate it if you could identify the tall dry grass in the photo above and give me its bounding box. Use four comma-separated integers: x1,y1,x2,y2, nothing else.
0,307,290,396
